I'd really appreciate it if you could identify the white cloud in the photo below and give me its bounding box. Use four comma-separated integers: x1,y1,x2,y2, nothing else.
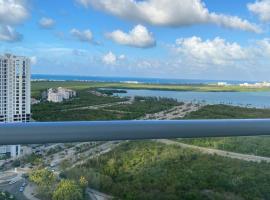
102,51,117,65
0,0,29,41
118,54,125,60
106,25,156,48
172,36,248,67
0,0,29,25
30,56,37,65
256,38,270,55
7,46,101,75
102,52,125,65
76,0,261,33
0,25,22,42
70,28,93,43
6,38,270,80
39,17,55,29
248,0,270,22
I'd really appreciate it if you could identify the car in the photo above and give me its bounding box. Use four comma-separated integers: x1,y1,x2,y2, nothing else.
8,180,16,185
22,182,27,187
19,187,24,192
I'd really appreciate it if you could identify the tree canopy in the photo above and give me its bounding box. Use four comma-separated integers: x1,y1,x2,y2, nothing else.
53,180,83,200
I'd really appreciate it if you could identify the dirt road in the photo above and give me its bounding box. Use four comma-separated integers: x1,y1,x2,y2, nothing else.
158,139,270,163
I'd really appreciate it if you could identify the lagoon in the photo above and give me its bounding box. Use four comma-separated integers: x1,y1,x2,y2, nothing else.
116,89,270,108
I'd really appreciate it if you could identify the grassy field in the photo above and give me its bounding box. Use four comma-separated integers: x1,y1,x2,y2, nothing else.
32,81,95,98
65,141,270,200
31,81,270,98
180,105,270,157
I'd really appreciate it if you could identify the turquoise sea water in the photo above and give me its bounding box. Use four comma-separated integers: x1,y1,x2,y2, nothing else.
31,74,255,85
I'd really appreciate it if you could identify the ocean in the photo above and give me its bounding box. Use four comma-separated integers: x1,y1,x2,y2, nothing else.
31,74,256,85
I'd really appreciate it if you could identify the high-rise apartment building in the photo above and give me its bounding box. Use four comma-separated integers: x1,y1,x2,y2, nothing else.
0,54,31,157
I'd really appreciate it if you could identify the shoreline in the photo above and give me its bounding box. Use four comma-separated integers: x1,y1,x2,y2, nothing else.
31,80,270,93
31,74,257,84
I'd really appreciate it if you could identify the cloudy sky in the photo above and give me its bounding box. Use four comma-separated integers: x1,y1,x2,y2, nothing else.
1,0,270,81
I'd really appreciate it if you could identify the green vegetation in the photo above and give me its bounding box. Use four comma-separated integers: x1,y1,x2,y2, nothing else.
33,107,125,121
179,104,270,157
29,169,57,199
11,160,20,167
33,88,123,109
108,96,182,118
59,159,72,171
79,176,88,198
31,81,270,99
0,191,15,200
0,154,10,161
96,89,127,96
185,104,270,119
29,169,87,200
46,145,64,156
31,81,95,98
29,81,270,199
31,89,125,121
64,141,270,200
75,142,99,154
32,92,180,121
53,180,83,200
21,153,43,166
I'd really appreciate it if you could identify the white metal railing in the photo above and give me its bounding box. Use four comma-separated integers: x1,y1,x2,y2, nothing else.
0,119,270,145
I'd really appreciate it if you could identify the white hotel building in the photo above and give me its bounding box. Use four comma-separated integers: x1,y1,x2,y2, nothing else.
0,54,31,157
47,87,76,103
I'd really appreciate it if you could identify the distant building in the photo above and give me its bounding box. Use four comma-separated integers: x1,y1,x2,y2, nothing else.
47,87,76,103
239,82,250,87
239,82,270,87
258,82,270,87
217,82,228,86
0,54,31,157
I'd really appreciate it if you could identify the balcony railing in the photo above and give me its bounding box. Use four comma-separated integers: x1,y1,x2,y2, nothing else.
0,119,270,145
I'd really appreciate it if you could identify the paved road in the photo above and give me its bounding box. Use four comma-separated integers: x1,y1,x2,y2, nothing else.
65,99,133,111
142,104,270,163
69,141,122,169
45,141,120,200
10,100,270,200
24,183,39,200
46,141,119,170
158,139,270,163
87,188,113,200
141,103,201,120
0,179,28,200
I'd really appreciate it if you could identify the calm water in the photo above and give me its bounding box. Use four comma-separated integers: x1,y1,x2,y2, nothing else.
116,89,270,108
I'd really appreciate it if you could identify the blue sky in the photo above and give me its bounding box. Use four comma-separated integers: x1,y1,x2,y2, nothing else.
1,0,270,81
